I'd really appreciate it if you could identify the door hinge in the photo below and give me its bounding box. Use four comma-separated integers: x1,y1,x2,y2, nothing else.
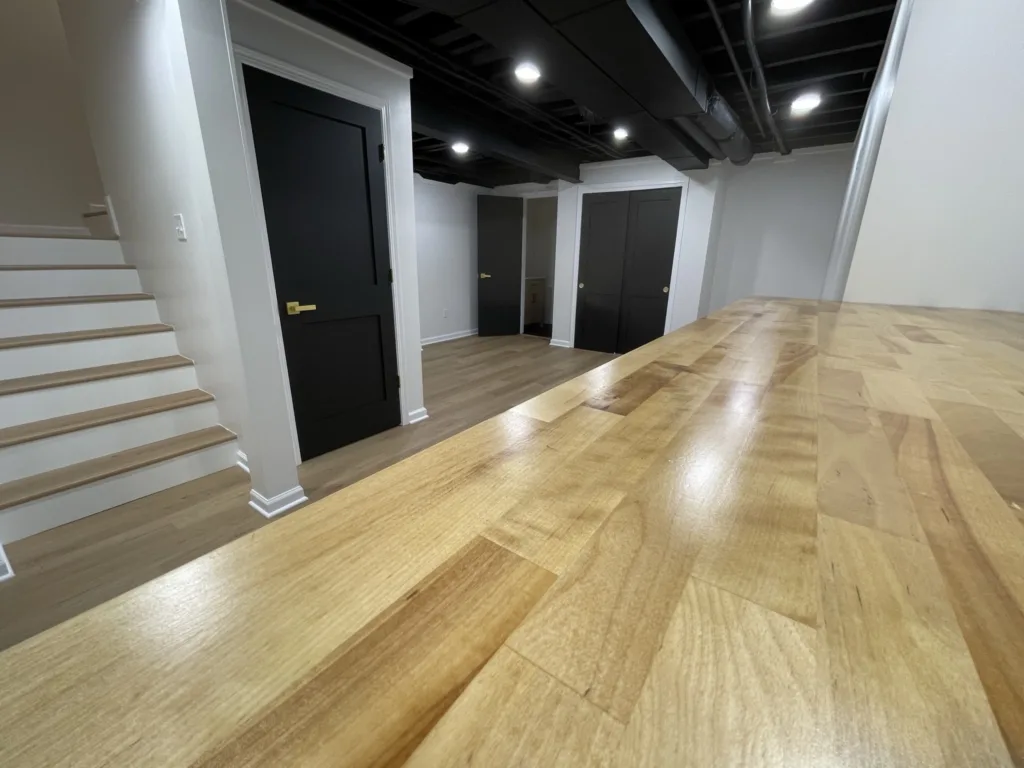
388,267,394,283
379,143,385,163
396,374,401,388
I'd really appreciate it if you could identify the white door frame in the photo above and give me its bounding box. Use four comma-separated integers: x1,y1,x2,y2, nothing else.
567,179,689,347
232,44,414,463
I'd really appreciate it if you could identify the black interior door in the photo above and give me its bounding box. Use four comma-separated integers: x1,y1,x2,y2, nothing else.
477,195,523,335
575,192,629,353
618,187,682,353
244,65,401,461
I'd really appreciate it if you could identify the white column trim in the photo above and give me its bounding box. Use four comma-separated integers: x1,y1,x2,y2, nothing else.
0,542,14,582
249,486,308,518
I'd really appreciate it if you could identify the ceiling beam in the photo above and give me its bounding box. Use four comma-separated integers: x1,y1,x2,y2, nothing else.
413,97,582,182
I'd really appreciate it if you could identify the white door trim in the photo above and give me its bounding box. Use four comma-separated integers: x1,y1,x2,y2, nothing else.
232,44,413,464
567,179,689,347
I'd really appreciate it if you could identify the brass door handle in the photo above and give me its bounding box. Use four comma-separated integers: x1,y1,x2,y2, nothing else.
480,272,492,279
286,301,317,315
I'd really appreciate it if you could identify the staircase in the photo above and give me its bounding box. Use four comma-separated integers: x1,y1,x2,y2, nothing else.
0,237,239,547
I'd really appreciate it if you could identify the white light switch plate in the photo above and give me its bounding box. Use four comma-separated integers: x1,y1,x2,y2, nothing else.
174,213,188,242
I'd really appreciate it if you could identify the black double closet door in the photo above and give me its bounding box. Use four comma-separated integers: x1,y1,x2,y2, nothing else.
574,187,682,354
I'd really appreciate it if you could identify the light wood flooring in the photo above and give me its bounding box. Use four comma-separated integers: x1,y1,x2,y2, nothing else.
0,334,612,651
3,299,1024,767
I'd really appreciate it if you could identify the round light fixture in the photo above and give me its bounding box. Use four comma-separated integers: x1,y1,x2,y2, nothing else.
514,62,541,84
770,0,816,14
790,91,822,116
613,126,629,141
451,141,470,155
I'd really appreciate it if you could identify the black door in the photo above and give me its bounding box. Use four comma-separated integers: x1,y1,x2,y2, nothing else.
575,188,681,355
618,187,682,353
244,65,401,461
575,192,629,353
477,195,523,335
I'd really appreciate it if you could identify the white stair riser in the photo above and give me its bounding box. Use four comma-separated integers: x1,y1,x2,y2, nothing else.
1,331,179,379
0,440,238,543
0,367,198,429
0,237,124,266
0,299,159,338
0,269,141,299
0,401,220,484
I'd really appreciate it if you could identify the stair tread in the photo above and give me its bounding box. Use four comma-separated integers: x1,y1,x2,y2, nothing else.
0,390,214,449
0,355,192,397
0,264,134,271
0,294,153,309
0,324,172,350
0,426,235,511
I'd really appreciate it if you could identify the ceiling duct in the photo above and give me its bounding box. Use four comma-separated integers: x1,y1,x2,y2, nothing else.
405,0,755,168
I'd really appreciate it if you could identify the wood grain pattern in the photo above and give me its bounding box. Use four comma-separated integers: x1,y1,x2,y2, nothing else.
817,399,924,542
196,538,554,768
932,399,1024,511
882,412,1024,764
818,514,1012,767
1,299,1023,767
405,647,622,767
613,577,816,767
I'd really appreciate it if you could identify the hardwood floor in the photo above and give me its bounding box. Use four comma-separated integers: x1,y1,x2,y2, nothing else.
0,334,612,651
2,299,1024,767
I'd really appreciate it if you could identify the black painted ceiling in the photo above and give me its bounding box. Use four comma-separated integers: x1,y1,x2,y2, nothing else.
275,0,894,186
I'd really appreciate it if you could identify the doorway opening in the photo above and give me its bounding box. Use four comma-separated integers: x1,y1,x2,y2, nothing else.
522,196,557,339
244,65,402,462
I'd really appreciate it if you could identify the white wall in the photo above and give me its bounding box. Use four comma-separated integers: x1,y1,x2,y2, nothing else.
525,196,557,325
0,0,105,233
416,176,479,343
844,0,1024,313
58,0,248,444
707,147,853,312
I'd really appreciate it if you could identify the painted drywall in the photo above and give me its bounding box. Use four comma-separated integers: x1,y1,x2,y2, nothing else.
706,147,853,312
57,0,249,449
416,176,479,343
525,197,557,325
0,0,105,233
844,0,1024,312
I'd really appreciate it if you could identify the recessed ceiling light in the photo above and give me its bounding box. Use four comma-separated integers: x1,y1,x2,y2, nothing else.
790,91,822,116
514,62,541,84
770,0,816,14
452,141,470,155
613,126,629,141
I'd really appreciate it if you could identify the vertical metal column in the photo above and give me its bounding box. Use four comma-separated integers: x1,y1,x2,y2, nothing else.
821,0,916,301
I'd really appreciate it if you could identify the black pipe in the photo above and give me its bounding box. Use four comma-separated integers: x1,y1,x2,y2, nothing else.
703,0,766,138
742,0,789,154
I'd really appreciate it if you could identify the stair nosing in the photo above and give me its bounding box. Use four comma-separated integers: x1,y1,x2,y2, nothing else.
0,355,193,397
0,294,153,309
0,389,215,449
0,264,134,271
0,324,173,350
0,426,236,511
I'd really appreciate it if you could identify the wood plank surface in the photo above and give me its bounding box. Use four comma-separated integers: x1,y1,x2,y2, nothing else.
612,577,817,767
196,538,554,768
2,299,1024,767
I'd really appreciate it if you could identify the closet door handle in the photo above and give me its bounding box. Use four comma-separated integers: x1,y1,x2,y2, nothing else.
578,282,585,289
662,286,669,294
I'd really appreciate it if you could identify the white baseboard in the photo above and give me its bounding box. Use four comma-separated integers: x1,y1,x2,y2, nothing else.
0,223,92,238
407,407,429,424
249,485,307,519
421,328,478,346
549,338,573,348
0,543,12,582
236,449,250,474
